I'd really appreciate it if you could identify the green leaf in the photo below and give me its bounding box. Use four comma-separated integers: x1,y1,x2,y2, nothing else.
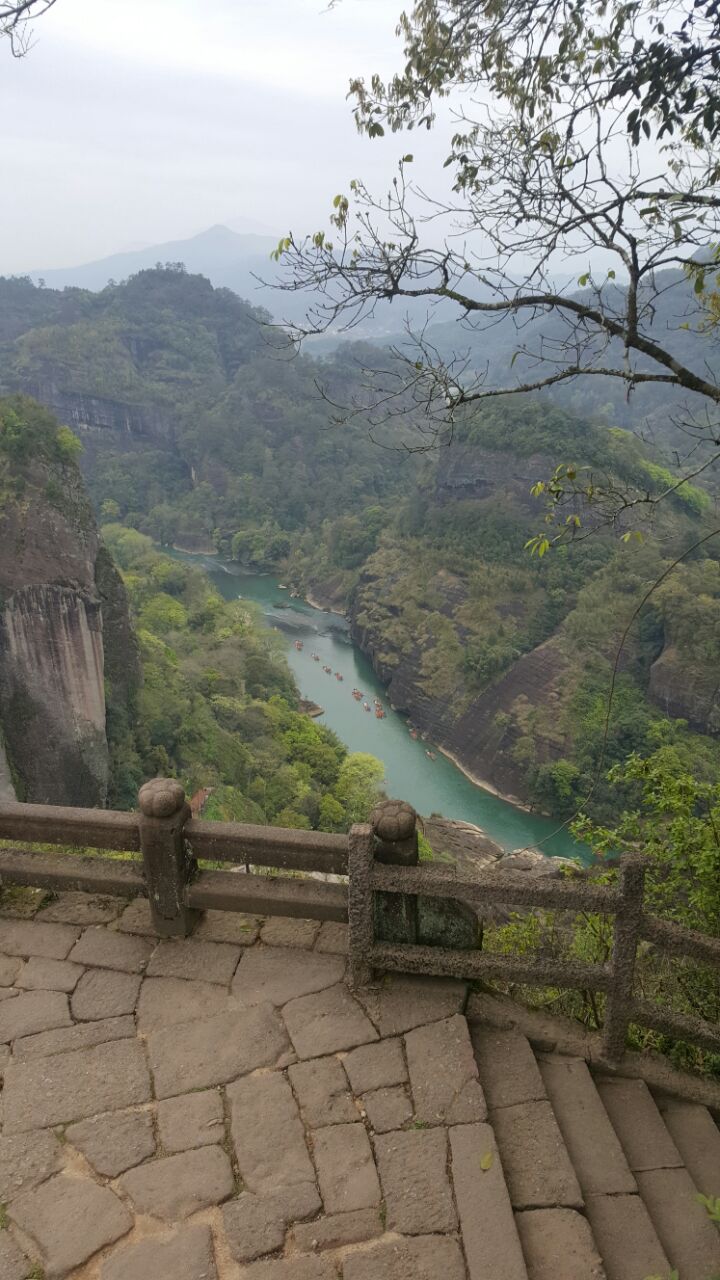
479,1151,494,1171
607,270,616,280
402,154,414,162
578,273,589,287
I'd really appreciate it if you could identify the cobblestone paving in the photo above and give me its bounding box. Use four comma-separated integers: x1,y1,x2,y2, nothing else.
0,892,719,1280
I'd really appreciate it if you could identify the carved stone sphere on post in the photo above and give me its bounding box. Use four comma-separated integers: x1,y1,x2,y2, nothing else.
138,778,186,820
371,799,418,867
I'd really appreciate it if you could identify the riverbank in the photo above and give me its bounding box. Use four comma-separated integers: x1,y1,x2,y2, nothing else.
436,745,536,816
304,586,347,618
166,549,588,859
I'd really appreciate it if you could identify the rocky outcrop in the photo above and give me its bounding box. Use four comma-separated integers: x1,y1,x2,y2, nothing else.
19,381,175,442
1,585,108,804
351,589,571,804
649,646,720,734
0,397,140,805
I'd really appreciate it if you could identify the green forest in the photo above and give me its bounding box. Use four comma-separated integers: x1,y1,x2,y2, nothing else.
3,268,720,825
101,525,384,830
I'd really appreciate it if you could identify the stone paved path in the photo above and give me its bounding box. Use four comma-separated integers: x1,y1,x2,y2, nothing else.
0,891,719,1279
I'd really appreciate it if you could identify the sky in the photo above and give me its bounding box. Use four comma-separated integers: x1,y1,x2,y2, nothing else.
0,0,452,275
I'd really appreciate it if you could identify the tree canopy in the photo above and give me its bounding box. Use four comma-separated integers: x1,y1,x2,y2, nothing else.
1,0,57,55
276,0,720,487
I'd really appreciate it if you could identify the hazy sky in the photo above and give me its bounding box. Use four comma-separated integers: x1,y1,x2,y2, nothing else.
1,0,452,274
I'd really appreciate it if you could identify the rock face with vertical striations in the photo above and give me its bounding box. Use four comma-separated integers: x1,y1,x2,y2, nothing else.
0,395,140,805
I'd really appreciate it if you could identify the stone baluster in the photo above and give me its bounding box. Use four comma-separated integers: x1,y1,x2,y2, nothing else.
137,778,197,937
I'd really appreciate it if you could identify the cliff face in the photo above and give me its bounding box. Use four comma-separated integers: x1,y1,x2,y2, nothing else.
0,396,140,805
351,603,571,802
22,379,175,442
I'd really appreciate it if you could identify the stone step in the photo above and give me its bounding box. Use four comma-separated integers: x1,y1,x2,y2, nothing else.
636,1166,720,1280
449,1122,528,1280
655,1098,720,1196
594,1077,683,1172
488,1100,583,1211
514,1208,605,1280
537,1055,636,1197
469,1023,547,1110
585,1194,671,1280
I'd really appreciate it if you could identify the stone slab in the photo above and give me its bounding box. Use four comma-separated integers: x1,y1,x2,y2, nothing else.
228,1070,316,1194
14,1014,135,1060
71,967,141,1020
240,1259,338,1280
233,945,345,1006
515,1208,606,1280
15,956,84,993
290,1208,382,1252
596,1079,683,1172
289,1055,357,1126
66,1108,156,1176
470,1025,547,1109
362,1086,413,1132
283,984,379,1058
314,921,348,954
0,919,80,960
0,1231,32,1280
157,1088,224,1152
222,1192,286,1263
0,888,48,919
137,975,232,1031
358,974,466,1035
636,1167,720,1279
0,1131,62,1202
657,1099,720,1194
146,937,241,984
312,1123,380,1212
449,1122,527,1280
405,1014,486,1125
585,1194,671,1280
342,1234,467,1280
374,1128,457,1234
260,916,320,948
38,892,124,925
116,898,156,935
69,926,155,972
0,953,23,985
538,1056,636,1195
3,1038,152,1132
490,1100,583,1209
102,1224,218,1280
342,1038,406,1094
119,1144,234,1220
193,909,260,944
148,1003,288,1097
0,989,71,1044
10,1173,132,1277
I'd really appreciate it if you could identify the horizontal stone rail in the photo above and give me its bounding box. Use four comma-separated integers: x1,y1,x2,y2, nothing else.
1,781,719,1061
0,801,141,851
349,838,720,1062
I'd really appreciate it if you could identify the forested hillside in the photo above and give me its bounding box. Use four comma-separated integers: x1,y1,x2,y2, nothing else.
101,525,384,830
2,268,719,821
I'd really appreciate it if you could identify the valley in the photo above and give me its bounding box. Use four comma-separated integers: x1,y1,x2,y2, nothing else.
2,267,720,834
171,551,586,858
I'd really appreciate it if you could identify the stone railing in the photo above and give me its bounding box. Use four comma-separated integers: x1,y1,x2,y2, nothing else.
1,781,718,1063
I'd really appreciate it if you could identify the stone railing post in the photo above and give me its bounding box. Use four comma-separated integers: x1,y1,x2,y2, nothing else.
138,778,197,937
347,822,375,988
371,799,419,945
601,853,646,1061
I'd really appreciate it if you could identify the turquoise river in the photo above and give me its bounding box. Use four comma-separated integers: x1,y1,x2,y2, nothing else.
171,552,586,860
